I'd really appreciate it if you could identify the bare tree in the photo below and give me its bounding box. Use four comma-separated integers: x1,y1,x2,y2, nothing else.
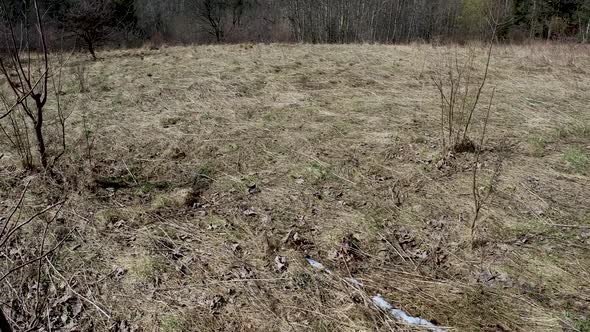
65,0,113,60
193,0,252,42
194,0,227,42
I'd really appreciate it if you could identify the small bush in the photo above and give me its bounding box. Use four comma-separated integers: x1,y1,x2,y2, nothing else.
431,43,495,154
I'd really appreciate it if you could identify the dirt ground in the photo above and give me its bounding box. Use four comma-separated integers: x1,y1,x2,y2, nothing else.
1,43,590,331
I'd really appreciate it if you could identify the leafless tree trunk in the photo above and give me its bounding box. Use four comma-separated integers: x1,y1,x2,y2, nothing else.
84,36,98,60
530,0,537,38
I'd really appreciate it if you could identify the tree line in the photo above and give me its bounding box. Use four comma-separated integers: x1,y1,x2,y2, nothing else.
1,0,589,56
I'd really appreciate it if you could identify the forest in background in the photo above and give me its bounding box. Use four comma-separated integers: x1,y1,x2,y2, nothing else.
1,0,590,53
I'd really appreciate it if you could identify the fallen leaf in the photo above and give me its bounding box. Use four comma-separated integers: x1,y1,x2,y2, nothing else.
243,208,257,216
112,267,127,281
53,289,74,307
247,184,261,194
209,295,226,311
72,300,83,317
275,256,288,272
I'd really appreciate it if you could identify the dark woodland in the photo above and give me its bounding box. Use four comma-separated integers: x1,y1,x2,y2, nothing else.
1,0,590,52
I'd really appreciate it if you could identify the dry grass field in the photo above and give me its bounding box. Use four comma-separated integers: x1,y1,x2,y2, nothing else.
1,43,590,331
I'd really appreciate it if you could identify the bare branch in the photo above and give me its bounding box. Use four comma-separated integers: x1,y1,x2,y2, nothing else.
0,234,68,284
0,73,47,121
0,180,30,240
0,201,65,249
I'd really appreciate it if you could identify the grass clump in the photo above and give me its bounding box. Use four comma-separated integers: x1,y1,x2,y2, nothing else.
152,189,191,209
307,161,333,183
556,123,590,140
526,135,549,157
564,147,589,173
129,256,167,283
565,312,590,332
576,316,590,332
160,117,182,128
160,314,188,332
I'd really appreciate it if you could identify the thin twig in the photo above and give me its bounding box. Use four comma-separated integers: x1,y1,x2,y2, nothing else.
122,160,138,185
463,26,496,141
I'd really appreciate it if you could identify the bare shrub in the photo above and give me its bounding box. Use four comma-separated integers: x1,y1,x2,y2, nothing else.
430,23,503,243
0,0,69,170
431,35,494,155
431,46,500,243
